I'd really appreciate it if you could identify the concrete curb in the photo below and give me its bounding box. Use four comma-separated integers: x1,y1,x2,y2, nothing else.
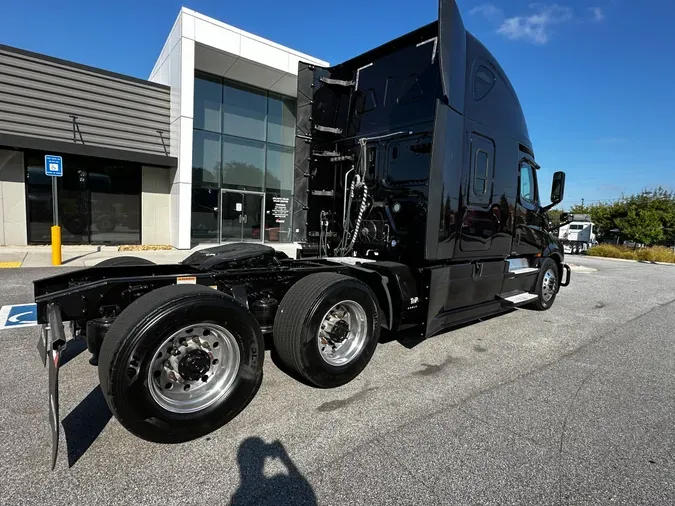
582,255,675,267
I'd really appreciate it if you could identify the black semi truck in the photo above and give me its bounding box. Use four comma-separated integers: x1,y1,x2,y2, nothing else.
35,0,571,468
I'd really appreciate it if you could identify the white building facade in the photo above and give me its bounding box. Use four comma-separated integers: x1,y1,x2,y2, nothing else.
149,8,328,249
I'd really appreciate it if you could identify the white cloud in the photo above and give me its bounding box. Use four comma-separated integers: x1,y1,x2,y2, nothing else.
469,4,504,21
497,4,574,45
590,7,605,21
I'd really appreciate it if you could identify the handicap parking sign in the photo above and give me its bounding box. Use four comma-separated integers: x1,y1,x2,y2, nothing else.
45,155,63,177
0,303,38,330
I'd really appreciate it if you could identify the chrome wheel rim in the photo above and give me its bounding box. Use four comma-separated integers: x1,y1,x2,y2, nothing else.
147,324,240,414
317,300,368,366
542,268,558,301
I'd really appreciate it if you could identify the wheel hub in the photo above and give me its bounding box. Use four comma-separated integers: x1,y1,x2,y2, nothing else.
328,320,350,344
317,300,368,366
178,349,211,381
147,324,241,413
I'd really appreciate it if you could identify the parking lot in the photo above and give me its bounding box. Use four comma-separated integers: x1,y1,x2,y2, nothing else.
1,256,674,505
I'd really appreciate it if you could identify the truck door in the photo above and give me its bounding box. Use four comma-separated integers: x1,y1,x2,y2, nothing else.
458,132,499,254
512,156,547,256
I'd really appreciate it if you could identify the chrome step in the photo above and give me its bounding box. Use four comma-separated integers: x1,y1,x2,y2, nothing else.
510,267,539,275
500,292,538,305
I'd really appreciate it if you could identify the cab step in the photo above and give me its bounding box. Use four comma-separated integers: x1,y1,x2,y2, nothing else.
510,267,539,275
499,291,538,306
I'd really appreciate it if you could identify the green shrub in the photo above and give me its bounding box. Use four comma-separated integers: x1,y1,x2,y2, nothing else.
636,246,675,263
587,244,675,263
587,245,638,260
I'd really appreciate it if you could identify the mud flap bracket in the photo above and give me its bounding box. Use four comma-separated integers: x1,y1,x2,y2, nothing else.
39,303,67,470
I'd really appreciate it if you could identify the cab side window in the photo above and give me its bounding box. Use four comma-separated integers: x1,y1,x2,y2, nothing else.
519,162,537,204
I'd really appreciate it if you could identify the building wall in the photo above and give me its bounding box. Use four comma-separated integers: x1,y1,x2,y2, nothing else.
141,166,171,245
149,8,329,249
0,149,27,245
0,44,171,158
149,12,194,249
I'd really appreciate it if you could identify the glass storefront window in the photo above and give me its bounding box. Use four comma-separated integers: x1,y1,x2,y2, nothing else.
193,130,221,187
223,82,267,141
194,73,222,133
265,144,294,193
192,72,298,243
191,187,219,242
25,151,141,245
264,191,292,243
221,135,265,192
267,94,296,146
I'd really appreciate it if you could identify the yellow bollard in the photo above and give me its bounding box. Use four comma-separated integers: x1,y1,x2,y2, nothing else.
51,226,62,266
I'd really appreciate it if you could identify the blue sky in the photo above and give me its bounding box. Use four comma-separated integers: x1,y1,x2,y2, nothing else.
3,0,674,209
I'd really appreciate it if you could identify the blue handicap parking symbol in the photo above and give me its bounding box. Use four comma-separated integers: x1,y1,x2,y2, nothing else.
0,303,38,329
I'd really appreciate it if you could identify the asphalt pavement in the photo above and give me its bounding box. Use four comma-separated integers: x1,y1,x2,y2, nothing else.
0,256,673,505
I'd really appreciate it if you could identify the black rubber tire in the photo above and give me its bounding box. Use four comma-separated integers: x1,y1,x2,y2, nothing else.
98,284,264,443
528,258,560,311
96,256,155,267
273,272,381,388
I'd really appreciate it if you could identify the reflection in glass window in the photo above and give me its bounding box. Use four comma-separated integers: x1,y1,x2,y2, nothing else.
266,144,294,192
223,82,267,141
519,162,537,203
267,94,296,146
192,130,221,187
191,187,219,242
221,135,265,191
387,135,432,183
25,151,141,245
474,150,489,195
194,74,222,132
192,72,298,243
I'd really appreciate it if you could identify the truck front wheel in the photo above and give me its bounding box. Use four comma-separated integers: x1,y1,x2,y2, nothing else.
98,284,264,443
273,273,381,388
529,258,560,311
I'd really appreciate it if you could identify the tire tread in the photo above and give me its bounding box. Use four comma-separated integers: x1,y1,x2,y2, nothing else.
273,273,365,383
99,285,234,420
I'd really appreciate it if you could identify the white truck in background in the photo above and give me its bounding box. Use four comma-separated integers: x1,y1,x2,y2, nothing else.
558,214,596,254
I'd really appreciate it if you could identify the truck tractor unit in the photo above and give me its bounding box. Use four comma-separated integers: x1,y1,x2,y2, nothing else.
34,0,571,468
558,214,596,253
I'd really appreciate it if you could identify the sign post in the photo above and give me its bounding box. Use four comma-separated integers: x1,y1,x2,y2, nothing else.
45,155,63,266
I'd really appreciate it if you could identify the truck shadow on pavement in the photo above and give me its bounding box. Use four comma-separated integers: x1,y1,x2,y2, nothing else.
229,437,317,506
61,385,112,467
59,338,87,366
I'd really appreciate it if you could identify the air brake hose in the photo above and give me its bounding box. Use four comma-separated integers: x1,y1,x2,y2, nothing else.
348,185,368,252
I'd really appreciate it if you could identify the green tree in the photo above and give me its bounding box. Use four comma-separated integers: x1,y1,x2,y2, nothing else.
615,208,665,246
546,209,563,227
565,188,675,246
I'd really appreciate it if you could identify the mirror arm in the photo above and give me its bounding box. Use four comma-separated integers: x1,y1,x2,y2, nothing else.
548,219,574,232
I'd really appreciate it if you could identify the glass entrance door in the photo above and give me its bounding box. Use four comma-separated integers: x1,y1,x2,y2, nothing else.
220,190,264,242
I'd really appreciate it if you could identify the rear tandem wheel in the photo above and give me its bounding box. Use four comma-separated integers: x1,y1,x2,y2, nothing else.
98,284,264,443
273,272,382,388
